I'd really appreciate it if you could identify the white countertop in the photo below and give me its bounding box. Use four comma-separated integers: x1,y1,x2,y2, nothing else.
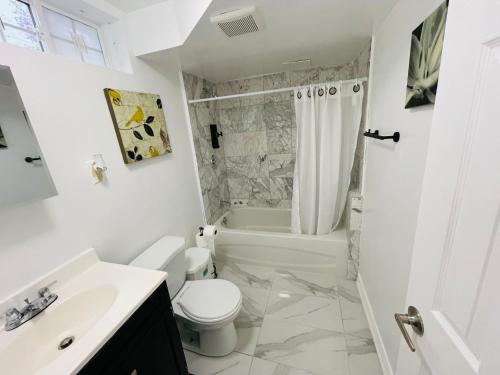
0,249,167,375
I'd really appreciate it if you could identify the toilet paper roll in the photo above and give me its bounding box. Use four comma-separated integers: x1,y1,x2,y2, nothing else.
203,225,218,238
194,226,218,258
195,233,208,248
203,226,217,258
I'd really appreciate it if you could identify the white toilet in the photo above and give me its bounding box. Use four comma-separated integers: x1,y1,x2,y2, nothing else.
130,235,242,357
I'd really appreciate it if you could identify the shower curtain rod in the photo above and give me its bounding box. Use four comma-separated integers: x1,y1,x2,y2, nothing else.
188,76,368,104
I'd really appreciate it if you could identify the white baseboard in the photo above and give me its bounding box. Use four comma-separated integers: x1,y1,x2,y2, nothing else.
357,273,394,375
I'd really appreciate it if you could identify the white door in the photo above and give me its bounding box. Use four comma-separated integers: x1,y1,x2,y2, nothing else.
395,0,500,374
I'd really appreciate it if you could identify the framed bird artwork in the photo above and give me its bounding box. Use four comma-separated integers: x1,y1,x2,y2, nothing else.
104,88,172,164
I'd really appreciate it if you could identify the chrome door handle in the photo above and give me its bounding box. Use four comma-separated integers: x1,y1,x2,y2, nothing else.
394,306,424,352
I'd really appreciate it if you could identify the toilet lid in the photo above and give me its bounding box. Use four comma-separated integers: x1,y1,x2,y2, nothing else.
177,279,241,323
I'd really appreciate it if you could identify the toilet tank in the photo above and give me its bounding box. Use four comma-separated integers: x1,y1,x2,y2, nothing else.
130,236,187,297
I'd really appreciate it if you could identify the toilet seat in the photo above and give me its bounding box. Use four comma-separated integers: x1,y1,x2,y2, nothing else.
175,279,242,325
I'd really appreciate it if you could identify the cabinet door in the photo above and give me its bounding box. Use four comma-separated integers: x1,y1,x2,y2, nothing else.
79,284,188,375
116,316,181,375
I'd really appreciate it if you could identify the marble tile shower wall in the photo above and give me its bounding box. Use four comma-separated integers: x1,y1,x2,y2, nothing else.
216,73,297,209
183,73,230,224
216,44,371,210
350,42,371,193
346,42,371,280
183,42,371,224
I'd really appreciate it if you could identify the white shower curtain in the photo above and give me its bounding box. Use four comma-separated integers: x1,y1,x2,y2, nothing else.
291,81,364,235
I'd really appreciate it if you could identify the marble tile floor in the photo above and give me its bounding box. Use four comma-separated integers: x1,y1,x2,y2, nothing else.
185,261,383,375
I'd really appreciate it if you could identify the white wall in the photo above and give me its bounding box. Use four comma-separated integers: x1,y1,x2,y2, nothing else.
0,83,56,207
173,0,212,42
127,2,182,57
126,0,212,57
0,40,204,300
359,0,443,371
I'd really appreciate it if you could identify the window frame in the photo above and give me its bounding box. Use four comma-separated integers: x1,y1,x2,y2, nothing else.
0,0,108,67
0,0,44,51
40,1,109,65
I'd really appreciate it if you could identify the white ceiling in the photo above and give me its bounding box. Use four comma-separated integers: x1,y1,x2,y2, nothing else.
178,0,397,82
103,0,167,13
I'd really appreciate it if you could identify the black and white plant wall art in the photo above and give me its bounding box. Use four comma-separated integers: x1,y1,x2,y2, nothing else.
405,1,448,108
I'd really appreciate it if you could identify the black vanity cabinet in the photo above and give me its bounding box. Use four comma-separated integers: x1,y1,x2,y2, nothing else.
79,283,188,375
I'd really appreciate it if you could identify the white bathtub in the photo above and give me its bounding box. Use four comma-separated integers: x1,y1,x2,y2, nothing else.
214,207,347,276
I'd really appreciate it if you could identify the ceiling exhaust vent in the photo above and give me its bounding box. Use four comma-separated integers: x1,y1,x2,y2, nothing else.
210,6,261,38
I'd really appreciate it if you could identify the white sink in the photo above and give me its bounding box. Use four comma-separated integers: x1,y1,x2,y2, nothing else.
0,249,167,374
0,285,118,374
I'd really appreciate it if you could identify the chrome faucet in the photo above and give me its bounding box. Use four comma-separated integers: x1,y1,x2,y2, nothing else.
3,283,58,331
